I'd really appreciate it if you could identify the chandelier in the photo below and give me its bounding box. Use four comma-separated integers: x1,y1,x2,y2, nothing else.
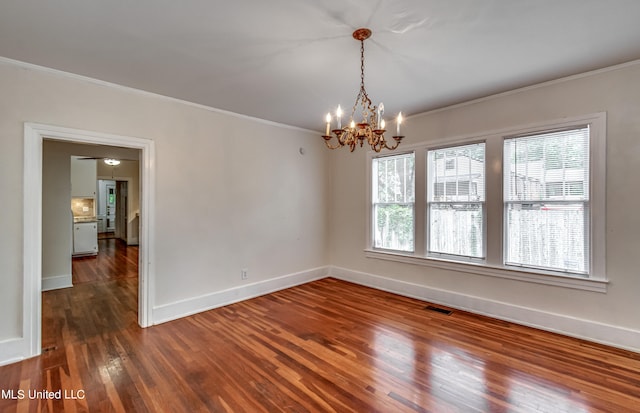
322,28,404,152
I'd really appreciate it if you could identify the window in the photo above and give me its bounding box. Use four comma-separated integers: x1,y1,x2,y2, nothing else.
372,152,415,252
427,143,485,259
504,127,590,274
366,113,606,290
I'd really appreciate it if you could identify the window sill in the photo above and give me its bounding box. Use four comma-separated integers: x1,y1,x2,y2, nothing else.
364,249,608,293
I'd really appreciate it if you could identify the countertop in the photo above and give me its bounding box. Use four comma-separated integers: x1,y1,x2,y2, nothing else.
73,216,98,223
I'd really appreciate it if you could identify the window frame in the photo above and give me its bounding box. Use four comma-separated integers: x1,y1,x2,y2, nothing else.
426,141,487,263
365,112,607,293
370,150,416,253
502,126,591,275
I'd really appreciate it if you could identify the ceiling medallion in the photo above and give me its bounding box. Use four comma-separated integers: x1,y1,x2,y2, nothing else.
323,28,404,152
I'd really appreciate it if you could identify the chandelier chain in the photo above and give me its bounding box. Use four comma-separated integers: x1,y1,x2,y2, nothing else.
360,39,365,94
351,39,374,121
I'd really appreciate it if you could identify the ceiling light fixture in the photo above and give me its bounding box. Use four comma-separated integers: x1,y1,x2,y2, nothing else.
323,28,404,152
104,158,121,166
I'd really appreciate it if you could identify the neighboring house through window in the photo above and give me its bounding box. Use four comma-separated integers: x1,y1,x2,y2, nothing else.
427,142,485,260
504,127,590,274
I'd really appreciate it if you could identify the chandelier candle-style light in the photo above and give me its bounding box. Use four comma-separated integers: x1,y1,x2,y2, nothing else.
322,28,404,152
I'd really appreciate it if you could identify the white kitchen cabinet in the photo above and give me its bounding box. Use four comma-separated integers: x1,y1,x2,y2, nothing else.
71,156,97,197
73,222,98,256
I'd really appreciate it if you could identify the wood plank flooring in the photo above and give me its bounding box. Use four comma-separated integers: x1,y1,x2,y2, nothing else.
72,238,138,284
1,245,639,412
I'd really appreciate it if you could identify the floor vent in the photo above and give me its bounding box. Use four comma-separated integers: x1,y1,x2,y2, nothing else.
425,305,453,316
42,345,57,353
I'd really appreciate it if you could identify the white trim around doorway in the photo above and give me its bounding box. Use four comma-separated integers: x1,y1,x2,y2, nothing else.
22,122,155,361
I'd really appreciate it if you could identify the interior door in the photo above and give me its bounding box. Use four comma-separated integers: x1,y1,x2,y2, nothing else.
115,181,128,242
105,182,116,232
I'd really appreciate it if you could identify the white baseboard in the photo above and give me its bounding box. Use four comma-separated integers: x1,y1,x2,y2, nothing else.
329,266,640,353
0,337,26,367
153,266,330,325
42,274,73,291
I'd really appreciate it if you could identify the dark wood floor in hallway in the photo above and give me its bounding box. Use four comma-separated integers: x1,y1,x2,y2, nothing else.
1,242,639,412
71,237,138,284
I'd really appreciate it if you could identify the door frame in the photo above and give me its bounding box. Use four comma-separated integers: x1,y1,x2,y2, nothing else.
23,122,155,359
96,178,120,235
96,177,117,232
98,176,134,243
103,178,130,242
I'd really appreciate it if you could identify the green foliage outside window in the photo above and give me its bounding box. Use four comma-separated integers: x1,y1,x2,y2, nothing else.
373,154,415,251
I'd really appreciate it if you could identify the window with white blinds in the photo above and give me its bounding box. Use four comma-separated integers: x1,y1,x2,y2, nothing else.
372,152,415,252
504,126,590,274
427,143,485,259
367,113,605,288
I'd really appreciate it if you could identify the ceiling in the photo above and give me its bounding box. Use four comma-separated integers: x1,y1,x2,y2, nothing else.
2,0,640,132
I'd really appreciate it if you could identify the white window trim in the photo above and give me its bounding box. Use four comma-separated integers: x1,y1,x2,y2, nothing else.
366,112,607,293
426,142,487,260
367,150,417,253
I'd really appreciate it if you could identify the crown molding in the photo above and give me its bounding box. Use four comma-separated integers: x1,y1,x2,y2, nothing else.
408,58,640,121
0,56,316,134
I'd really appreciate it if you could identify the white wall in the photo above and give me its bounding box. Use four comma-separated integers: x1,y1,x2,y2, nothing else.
328,62,640,350
0,59,328,356
41,142,73,290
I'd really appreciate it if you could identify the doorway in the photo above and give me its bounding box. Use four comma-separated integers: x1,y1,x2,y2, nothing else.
98,179,129,241
98,179,117,235
23,123,155,360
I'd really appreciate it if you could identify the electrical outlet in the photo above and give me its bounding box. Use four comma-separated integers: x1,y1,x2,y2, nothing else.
241,269,248,280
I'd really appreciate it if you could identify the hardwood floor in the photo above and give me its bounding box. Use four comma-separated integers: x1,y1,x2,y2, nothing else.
72,238,138,284
1,249,639,412
98,232,116,240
